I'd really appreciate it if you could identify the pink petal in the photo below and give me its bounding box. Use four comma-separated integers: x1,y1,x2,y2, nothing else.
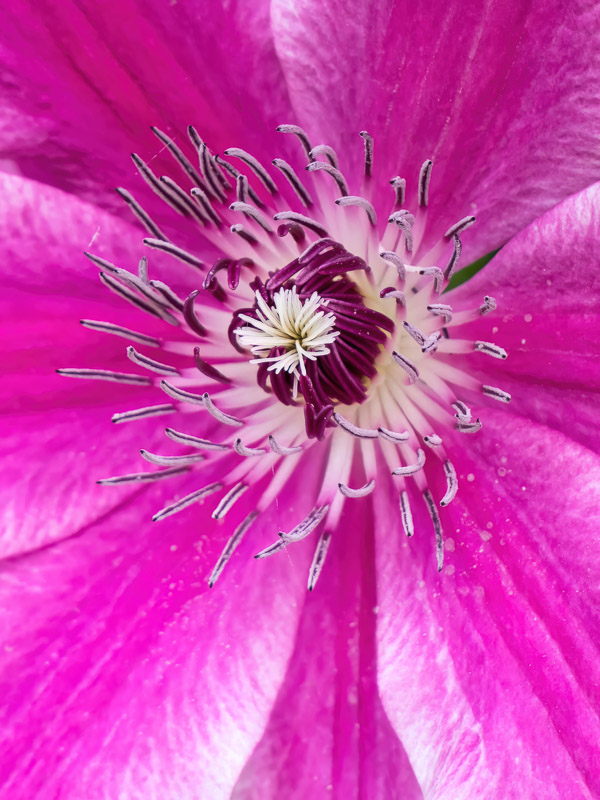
233,496,423,799
0,467,321,798
449,180,600,453
1,0,293,210
272,0,600,261
376,408,600,798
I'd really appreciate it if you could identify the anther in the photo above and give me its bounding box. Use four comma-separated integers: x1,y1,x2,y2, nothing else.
142,238,205,271
388,211,415,251
392,449,426,477
115,187,168,241
212,482,248,520
380,287,406,305
309,144,339,168
390,177,406,207
482,385,512,403
445,216,476,238
140,450,205,467
164,428,230,451
338,480,375,498
418,267,444,293
424,434,442,447
280,505,330,543
208,510,259,587
190,187,222,227
268,435,303,456
305,161,349,196
378,426,410,443
276,124,314,161
97,465,189,485
273,212,328,238
392,351,420,383
333,413,378,439
138,255,149,283
131,153,191,217
427,303,453,323
229,201,274,233
308,529,332,590
127,347,179,376
111,404,175,424
475,341,508,360
56,368,151,386
202,392,244,427
444,235,462,280
150,126,208,191
456,418,482,434
479,295,497,315
418,159,433,207
183,290,208,337
402,321,425,346
452,400,471,420
230,224,259,245
422,331,442,353
223,147,278,194
233,438,266,457
236,174,249,203
160,379,206,406
153,483,223,523
335,196,377,225
440,460,458,506
400,491,414,537
79,320,161,348
360,131,374,178
423,489,444,571
380,251,406,281
148,280,184,311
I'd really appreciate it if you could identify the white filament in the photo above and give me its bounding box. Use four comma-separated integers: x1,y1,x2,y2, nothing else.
235,287,339,378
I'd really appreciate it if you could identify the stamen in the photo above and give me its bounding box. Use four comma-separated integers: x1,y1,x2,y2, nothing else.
268,435,303,456
115,187,168,241
131,153,191,217
143,238,205,271
160,379,206,406
427,303,453,323
309,144,339,168
378,426,410,443
333,413,378,439
229,201,274,233
212,482,248,520
112,404,175,424
127,346,179,376
56,368,151,386
182,291,208,337
276,124,313,161
199,142,228,202
140,450,205,467
380,287,406,305
400,491,414,537
305,161,349,197
390,177,406,207
308,529,332,591
443,235,462,280
279,505,330,543
380,251,406,281
150,126,208,191
475,341,508,360
148,280,184,311
236,174,249,203
422,331,442,353
202,392,244,427
98,272,179,326
79,320,161,348
418,159,433,207
479,295,497,316
338,480,375,498
273,212,328,237
97,465,189,485
417,266,444,293
153,482,223,523
423,489,444,571
254,540,286,560
392,351,420,383
392,449,426,477
445,216,476,238
190,187,222,227
159,176,208,224
230,224,259,245
402,321,425,346
335,196,377,225
359,131,374,178
215,155,265,207
440,460,458,507
138,255,149,284
456,418,482,434
165,427,230,451
208,510,259,587
193,348,231,384
388,211,415,251
224,147,278,194
233,438,267,457
272,158,313,207
424,434,443,447
482,385,512,403
277,222,307,245
452,400,471,420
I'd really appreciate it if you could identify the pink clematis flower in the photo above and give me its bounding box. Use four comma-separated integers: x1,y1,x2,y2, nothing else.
1,1,600,798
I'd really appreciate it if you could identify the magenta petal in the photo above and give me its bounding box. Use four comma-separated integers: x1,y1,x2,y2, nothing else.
1,0,293,209
272,0,600,260
233,497,423,800
450,180,600,453
0,475,315,799
376,409,600,798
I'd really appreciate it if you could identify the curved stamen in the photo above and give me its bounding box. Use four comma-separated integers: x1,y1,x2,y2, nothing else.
273,212,328,238
479,295,497,315
159,176,208,225
215,155,265,208
424,434,443,447
388,211,415,251
482,385,512,403
149,280,184,311
392,449,426,476
202,392,244,426
79,320,161,348
212,482,248,520
309,144,339,169
183,291,208,337
208,510,259,587
150,126,208,191
230,223,259,245
112,404,175,424
378,427,410,443
475,341,508,360
165,428,230,451
193,348,231,384
392,351,420,383
418,159,433,207
276,124,314,160
153,483,223,523
380,287,406,305
140,450,205,467
99,272,178,326
360,131,374,178
131,153,191,217
305,161,349,196
308,529,332,591
335,196,377,225
224,147,278,194
440,459,458,507
427,303,453,323
390,176,406,207
380,250,406,281
229,201,274,234
333,413,378,439
115,187,168,241
338,480,375,498
444,234,462,280
190,187,222,227
127,346,179,376
272,158,313,207
279,505,330,543
268,435,303,456
445,216,476,238
233,438,267,457
160,380,206,406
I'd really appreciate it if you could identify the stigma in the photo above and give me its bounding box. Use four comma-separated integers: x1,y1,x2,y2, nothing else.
59,123,512,589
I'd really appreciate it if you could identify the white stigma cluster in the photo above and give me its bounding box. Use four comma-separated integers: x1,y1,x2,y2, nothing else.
235,287,339,377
